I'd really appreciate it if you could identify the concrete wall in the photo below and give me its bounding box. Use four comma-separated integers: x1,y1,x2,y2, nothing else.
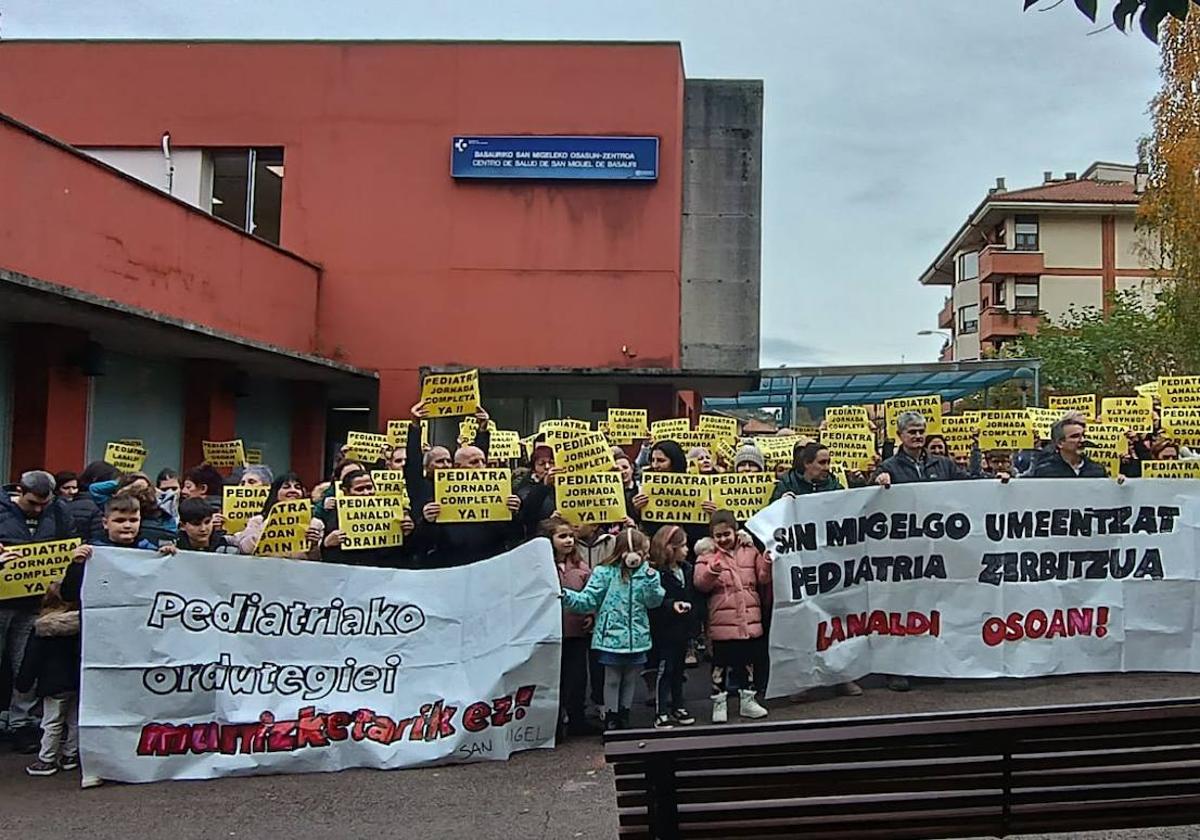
1041,275,1103,320
236,378,292,473
680,78,762,371
951,277,980,360
83,148,212,211
86,352,185,477
0,332,9,480
1115,216,1157,270
1041,215,1101,268
1116,275,1164,309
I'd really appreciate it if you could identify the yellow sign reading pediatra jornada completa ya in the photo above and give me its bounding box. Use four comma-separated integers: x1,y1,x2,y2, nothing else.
555,471,627,525
434,468,511,522
0,539,80,601
420,369,480,417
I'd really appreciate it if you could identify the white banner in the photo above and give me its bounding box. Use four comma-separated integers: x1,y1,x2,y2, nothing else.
80,541,561,783
747,479,1200,698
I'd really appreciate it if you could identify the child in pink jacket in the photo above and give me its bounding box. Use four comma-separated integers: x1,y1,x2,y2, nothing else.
693,510,771,723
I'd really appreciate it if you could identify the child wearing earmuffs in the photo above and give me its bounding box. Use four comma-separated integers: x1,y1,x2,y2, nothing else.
561,527,664,730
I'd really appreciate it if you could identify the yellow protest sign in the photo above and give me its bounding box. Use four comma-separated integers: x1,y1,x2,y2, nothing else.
754,436,798,469
1159,376,1200,408
708,473,776,520
714,439,737,468
824,405,870,429
222,485,269,534
344,431,389,462
556,471,627,525
118,438,144,447
607,408,649,441
488,430,521,461
539,419,590,438
1141,460,1200,479
419,369,480,417
386,419,428,448
1048,394,1096,419
1085,423,1126,452
1135,380,1160,399
698,415,739,444
1101,396,1154,434
674,430,719,453
885,395,942,438
1088,449,1121,478
552,430,614,474
820,428,875,471
203,439,246,469
458,417,479,445
940,415,979,456
978,412,1034,451
1025,407,1063,441
793,425,822,439
103,441,147,472
0,539,80,601
340,495,406,550
640,472,709,524
245,448,263,465
369,470,410,508
830,463,849,489
1162,408,1200,447
650,418,691,441
434,468,512,522
253,499,311,557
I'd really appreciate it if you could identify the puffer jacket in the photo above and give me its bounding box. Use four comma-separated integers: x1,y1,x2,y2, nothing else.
556,556,593,639
15,610,81,697
562,563,664,654
693,537,771,641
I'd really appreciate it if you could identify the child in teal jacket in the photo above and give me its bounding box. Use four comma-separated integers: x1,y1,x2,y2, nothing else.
563,527,664,730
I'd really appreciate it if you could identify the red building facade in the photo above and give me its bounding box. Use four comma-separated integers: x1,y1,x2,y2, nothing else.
0,40,760,482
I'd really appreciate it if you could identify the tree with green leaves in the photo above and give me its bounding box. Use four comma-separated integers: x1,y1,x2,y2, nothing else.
1025,0,1199,42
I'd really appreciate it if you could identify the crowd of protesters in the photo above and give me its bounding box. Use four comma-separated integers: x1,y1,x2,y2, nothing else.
0,396,1182,778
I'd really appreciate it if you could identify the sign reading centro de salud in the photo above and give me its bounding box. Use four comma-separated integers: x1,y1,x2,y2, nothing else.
451,136,659,181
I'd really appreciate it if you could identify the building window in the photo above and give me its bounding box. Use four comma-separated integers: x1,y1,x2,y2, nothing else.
1014,280,1040,313
957,251,979,282
1014,214,1039,251
959,304,979,334
210,148,284,244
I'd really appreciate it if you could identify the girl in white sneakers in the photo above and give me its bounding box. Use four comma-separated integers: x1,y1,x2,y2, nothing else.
694,511,771,723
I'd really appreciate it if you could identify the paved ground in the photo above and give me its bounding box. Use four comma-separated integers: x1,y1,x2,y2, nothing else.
4,672,1200,839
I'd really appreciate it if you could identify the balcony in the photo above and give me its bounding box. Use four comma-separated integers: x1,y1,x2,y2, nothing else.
938,341,954,362
979,245,1044,281
937,297,954,329
979,306,1041,343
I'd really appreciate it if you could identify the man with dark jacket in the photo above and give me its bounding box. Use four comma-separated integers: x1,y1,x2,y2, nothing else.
1028,417,1114,479
875,412,974,487
0,470,77,753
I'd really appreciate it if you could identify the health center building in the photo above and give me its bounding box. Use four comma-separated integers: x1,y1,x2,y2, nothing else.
0,39,762,482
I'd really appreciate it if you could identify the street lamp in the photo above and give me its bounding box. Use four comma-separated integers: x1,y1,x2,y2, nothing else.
917,330,951,338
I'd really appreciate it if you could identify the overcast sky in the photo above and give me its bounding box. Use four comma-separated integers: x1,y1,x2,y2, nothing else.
4,1,1161,368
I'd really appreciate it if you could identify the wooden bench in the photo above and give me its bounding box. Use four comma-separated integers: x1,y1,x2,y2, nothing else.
604,696,1200,839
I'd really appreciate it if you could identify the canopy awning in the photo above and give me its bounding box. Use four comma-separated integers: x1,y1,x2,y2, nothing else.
703,359,1040,416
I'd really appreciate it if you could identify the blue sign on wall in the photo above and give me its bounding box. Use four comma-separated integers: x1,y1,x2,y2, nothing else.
451,136,658,181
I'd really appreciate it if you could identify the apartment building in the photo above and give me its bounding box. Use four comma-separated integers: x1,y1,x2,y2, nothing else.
918,162,1156,361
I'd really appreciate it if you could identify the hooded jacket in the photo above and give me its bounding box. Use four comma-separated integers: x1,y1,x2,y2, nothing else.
770,470,842,502
15,610,81,697
562,563,664,654
877,450,971,484
557,555,593,639
1027,451,1109,478
0,495,77,612
693,537,771,641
